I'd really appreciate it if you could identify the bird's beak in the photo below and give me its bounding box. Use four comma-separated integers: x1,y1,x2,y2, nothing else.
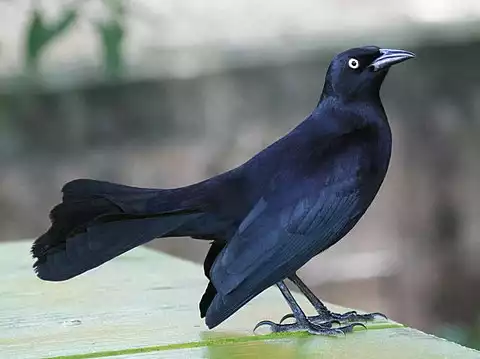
369,48,415,71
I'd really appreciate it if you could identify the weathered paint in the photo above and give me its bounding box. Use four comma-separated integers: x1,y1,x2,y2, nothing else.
0,241,478,359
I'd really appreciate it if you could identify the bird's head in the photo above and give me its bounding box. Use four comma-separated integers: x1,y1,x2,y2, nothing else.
321,46,415,102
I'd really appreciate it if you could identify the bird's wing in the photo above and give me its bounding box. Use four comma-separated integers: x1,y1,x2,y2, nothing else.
206,175,362,328
211,180,360,295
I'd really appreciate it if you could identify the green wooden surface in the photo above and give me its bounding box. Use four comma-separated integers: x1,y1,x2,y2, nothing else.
1,241,479,359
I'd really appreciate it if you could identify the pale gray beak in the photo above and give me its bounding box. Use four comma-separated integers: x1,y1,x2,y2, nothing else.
369,48,415,71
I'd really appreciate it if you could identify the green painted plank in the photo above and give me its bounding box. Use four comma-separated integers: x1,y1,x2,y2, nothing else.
38,326,480,359
109,329,480,359
0,241,478,359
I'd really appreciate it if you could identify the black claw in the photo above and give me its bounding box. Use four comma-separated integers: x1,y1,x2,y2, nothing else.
279,313,294,324
338,311,387,322
368,312,388,320
337,322,367,334
253,320,277,333
254,316,358,336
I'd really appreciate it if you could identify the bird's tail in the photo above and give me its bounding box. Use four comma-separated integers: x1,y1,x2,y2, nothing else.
32,179,201,281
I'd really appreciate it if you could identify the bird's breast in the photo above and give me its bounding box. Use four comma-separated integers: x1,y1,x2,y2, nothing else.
319,135,390,214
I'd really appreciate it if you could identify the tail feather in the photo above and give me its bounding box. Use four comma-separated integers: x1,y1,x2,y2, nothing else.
34,213,200,281
32,197,122,259
32,179,201,281
62,179,157,200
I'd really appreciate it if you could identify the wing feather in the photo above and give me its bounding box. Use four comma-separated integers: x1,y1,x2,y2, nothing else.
205,182,362,328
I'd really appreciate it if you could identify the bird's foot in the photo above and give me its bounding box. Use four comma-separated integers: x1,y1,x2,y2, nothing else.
280,310,387,325
327,310,387,323
254,317,366,336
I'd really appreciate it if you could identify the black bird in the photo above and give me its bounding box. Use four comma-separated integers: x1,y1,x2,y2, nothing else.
32,46,414,335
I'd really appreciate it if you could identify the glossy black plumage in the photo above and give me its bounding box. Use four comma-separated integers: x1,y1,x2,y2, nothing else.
32,46,414,331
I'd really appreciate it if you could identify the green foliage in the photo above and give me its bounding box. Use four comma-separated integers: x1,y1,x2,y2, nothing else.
25,6,78,73
23,0,127,79
436,318,480,351
95,0,125,79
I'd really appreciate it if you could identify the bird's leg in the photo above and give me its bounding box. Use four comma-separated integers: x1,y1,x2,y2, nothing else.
279,274,387,325
254,281,365,335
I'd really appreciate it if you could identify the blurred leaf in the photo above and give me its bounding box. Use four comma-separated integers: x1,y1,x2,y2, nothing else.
51,8,78,35
103,0,124,16
25,7,78,73
436,318,480,351
96,21,124,79
25,9,47,70
96,0,125,79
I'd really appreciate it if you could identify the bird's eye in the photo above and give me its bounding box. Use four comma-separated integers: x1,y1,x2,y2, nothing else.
348,58,360,69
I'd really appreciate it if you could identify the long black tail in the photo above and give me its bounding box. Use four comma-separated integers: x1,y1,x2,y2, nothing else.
32,179,201,281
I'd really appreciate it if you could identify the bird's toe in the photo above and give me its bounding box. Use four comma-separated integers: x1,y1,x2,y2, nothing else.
336,322,367,334
308,310,388,325
254,317,350,336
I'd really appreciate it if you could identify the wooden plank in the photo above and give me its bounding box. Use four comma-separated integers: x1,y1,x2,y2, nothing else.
1,241,478,359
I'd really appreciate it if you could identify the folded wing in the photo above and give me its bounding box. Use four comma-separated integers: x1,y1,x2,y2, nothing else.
205,178,362,328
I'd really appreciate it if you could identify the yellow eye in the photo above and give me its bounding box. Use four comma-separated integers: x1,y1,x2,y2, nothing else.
348,58,360,69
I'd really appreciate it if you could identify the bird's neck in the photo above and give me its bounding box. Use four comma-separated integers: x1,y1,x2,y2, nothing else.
315,95,392,151
319,90,382,105
318,94,387,123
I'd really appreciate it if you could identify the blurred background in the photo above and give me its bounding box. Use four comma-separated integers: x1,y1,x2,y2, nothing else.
1,0,480,349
